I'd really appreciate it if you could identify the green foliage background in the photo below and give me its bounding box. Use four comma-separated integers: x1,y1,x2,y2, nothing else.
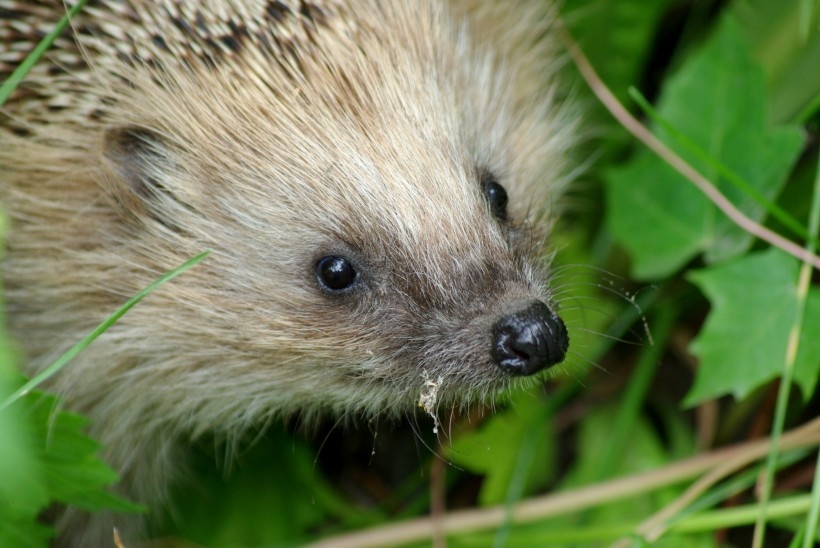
2,0,820,546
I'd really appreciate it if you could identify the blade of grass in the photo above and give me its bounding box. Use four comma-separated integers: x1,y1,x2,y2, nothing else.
0,251,210,412
0,0,90,107
672,449,809,524
496,494,815,545
674,495,814,534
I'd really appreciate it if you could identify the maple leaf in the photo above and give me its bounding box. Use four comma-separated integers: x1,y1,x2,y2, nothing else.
606,16,803,280
686,248,820,404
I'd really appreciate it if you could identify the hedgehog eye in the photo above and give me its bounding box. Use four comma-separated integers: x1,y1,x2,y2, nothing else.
316,256,358,292
481,172,508,222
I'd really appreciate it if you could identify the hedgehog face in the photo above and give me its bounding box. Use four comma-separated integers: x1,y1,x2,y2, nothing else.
99,107,568,415
295,163,569,410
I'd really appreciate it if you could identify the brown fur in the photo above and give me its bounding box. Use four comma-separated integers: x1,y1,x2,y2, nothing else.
0,0,576,543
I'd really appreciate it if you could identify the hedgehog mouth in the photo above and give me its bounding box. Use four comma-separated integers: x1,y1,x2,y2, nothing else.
359,298,569,409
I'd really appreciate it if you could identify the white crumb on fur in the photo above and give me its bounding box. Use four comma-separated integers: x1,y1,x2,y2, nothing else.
418,370,443,434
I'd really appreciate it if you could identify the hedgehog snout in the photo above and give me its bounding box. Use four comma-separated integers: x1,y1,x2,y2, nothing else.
490,301,569,376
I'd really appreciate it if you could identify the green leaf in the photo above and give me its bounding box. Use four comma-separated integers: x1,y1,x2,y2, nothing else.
686,248,820,405
606,15,804,280
14,391,144,514
446,387,555,506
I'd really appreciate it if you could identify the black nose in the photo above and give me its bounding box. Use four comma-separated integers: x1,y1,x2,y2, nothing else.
491,301,569,376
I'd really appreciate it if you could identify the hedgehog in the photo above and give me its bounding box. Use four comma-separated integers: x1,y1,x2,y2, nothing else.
0,0,576,543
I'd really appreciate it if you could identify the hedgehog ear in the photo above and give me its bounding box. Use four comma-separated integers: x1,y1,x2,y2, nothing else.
103,126,167,200
102,126,182,225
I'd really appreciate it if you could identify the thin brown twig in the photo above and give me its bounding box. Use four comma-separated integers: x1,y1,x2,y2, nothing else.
430,453,447,548
307,417,820,548
612,416,820,546
559,28,820,271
